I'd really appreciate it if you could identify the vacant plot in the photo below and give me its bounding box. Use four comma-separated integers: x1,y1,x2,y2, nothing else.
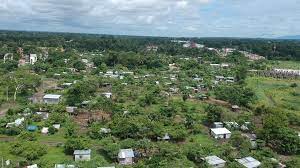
247,77,300,113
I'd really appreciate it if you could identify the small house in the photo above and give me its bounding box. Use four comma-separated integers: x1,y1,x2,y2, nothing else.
29,54,38,65
55,164,75,168
118,149,135,165
204,155,226,168
53,124,61,129
27,164,38,168
74,149,91,162
43,94,61,104
102,92,112,99
6,117,25,128
236,157,261,168
157,133,171,141
41,127,49,134
100,128,111,134
231,105,240,112
66,106,78,114
210,128,231,139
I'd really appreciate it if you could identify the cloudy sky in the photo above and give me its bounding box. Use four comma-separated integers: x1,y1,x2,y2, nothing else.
0,0,299,38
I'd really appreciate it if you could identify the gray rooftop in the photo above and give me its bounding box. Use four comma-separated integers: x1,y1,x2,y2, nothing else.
73,149,91,155
43,94,61,99
236,157,261,168
118,149,134,159
205,155,226,165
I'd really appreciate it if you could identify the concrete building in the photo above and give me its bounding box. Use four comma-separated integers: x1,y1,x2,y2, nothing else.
118,149,134,165
30,54,38,64
43,94,61,104
210,128,231,139
74,149,91,162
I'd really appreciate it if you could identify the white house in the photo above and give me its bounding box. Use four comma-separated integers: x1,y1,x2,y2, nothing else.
30,54,38,65
210,128,231,139
55,164,76,168
102,92,112,99
204,155,226,168
74,149,91,162
118,149,135,165
27,164,38,168
43,94,61,104
236,157,261,168
41,127,49,134
6,117,25,128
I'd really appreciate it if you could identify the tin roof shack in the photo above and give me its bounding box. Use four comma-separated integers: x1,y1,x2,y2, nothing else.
231,105,240,112
236,157,261,168
74,149,91,162
210,128,231,139
55,164,76,168
43,94,62,104
204,155,226,168
118,149,135,165
27,164,38,168
66,106,78,114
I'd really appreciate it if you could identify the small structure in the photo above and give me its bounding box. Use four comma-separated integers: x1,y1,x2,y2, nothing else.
53,124,61,129
157,133,171,141
29,54,38,65
27,125,38,132
43,94,61,104
27,164,38,168
100,128,111,134
118,149,135,165
231,105,240,112
74,149,91,162
236,157,261,168
204,155,226,168
102,92,112,99
41,127,49,134
210,128,231,139
55,164,76,168
213,122,224,128
6,117,25,128
3,53,13,62
66,106,78,114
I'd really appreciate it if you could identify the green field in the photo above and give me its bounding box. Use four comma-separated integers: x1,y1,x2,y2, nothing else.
247,76,300,113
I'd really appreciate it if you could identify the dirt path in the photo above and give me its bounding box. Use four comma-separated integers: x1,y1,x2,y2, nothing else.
205,97,231,107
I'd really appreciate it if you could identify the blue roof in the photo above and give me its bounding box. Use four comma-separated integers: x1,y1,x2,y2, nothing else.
27,125,38,131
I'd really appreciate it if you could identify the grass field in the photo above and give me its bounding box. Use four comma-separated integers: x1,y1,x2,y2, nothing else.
269,60,300,69
247,76,300,113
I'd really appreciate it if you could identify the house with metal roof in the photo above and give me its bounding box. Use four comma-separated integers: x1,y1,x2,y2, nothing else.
236,157,261,168
74,149,91,162
118,149,135,165
210,128,231,139
43,94,62,104
55,164,76,168
204,155,226,168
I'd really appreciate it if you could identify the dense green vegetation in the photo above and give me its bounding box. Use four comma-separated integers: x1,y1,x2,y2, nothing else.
0,31,299,168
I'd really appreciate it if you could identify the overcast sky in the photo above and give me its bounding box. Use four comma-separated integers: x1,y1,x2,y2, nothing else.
0,0,299,38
